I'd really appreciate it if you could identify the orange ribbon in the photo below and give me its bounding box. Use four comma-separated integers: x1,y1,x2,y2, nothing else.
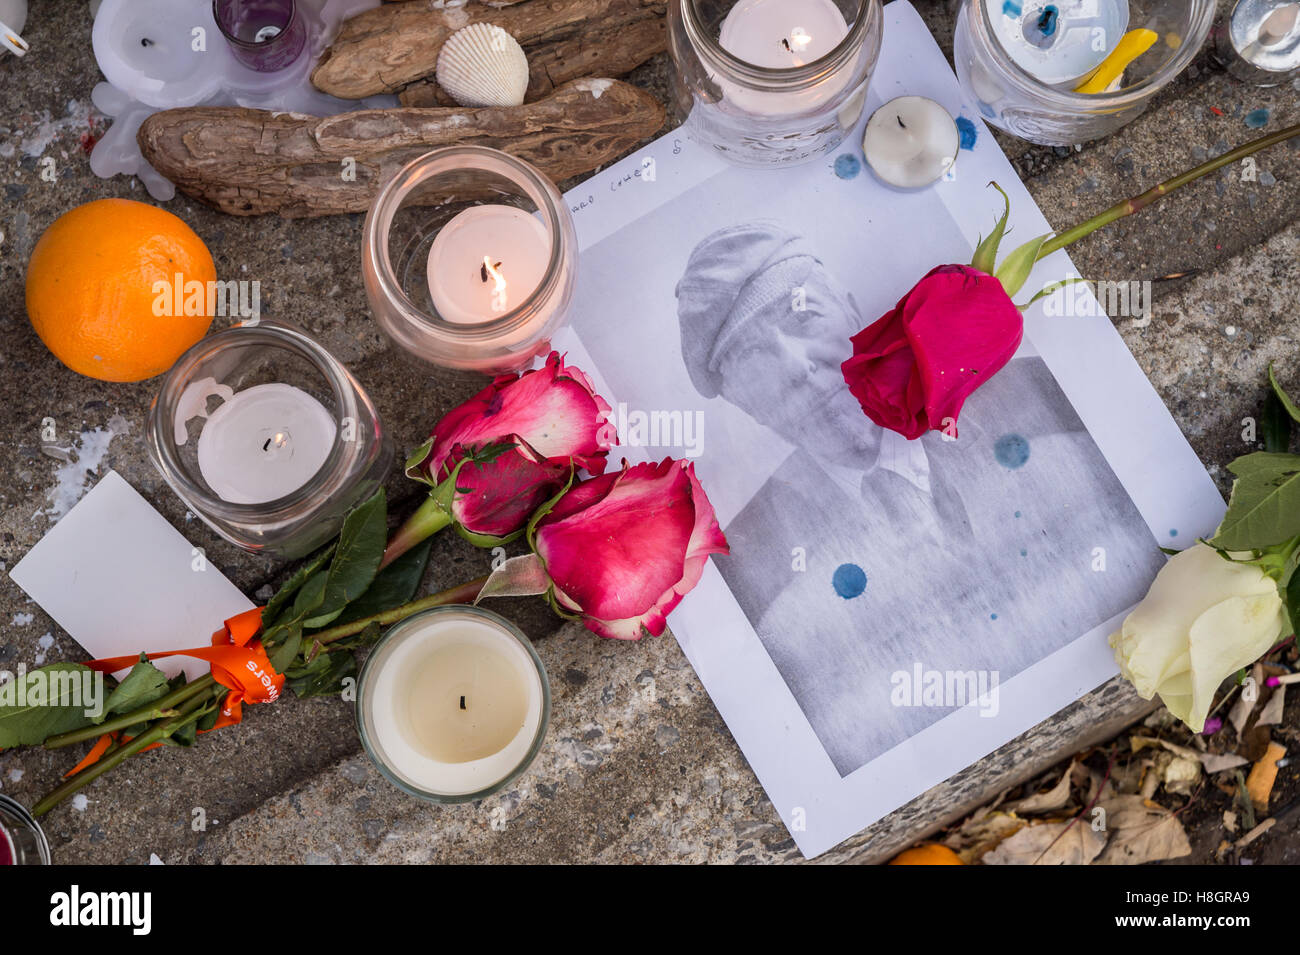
65,608,281,776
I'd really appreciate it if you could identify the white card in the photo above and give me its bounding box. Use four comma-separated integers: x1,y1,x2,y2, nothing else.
10,471,255,681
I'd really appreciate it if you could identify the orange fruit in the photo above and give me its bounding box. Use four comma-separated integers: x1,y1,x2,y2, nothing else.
888,843,965,865
25,198,216,382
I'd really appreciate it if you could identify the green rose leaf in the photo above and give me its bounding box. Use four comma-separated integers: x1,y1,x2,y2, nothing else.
1211,452,1300,550
307,490,388,625
323,538,433,631
263,543,336,628
98,655,169,725
1269,363,1300,424
0,664,100,747
1262,391,1293,454
404,437,437,486
268,624,304,675
286,650,357,699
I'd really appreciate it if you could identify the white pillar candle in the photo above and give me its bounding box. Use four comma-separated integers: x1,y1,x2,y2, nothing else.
92,0,228,108
715,0,852,115
426,204,550,325
362,610,547,797
862,95,960,189
990,0,1130,87
194,382,337,505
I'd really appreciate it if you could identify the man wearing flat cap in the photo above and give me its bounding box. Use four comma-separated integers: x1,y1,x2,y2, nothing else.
675,221,1164,775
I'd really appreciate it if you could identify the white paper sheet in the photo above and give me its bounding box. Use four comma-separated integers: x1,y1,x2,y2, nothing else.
9,471,255,681
553,1,1225,857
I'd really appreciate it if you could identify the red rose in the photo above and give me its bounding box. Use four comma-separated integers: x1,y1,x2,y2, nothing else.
382,352,613,565
840,265,1023,439
480,458,730,640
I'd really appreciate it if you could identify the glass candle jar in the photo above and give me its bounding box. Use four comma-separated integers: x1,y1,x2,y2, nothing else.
146,322,393,560
212,0,308,73
954,0,1215,146
0,795,50,865
667,0,883,166
363,147,578,375
356,605,551,803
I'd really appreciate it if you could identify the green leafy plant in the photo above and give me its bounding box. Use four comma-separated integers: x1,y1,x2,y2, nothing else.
2,489,473,816
1202,364,1300,636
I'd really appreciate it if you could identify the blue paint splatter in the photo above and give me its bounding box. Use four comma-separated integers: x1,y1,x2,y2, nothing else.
990,613,999,621
956,116,978,150
1001,0,1022,16
1014,510,1022,518
833,154,861,179
832,563,867,599
1020,548,1028,557
1170,528,1179,538
1245,108,1269,129
994,433,1031,469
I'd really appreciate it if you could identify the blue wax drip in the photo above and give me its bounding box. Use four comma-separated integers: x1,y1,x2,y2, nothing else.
1037,5,1059,37
834,154,861,179
956,116,978,150
994,433,1031,470
832,563,868,599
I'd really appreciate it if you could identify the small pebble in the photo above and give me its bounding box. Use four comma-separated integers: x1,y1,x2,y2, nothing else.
1259,170,1277,187
1244,107,1269,129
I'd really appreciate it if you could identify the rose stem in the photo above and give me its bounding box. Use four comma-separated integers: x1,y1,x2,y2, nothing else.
32,684,224,816
43,674,217,750
311,575,490,647
1036,122,1300,260
379,496,453,570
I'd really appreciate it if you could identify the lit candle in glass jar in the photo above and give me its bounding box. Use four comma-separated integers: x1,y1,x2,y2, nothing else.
184,380,337,505
358,606,550,801
425,205,550,325
715,0,853,114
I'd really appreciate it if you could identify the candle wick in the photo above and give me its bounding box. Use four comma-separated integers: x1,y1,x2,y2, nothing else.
263,438,272,451
480,261,503,283
141,37,153,47
782,38,791,51
460,695,466,710
896,114,907,130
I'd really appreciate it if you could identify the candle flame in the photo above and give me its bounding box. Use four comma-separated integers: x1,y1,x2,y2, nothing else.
789,27,811,52
484,256,508,313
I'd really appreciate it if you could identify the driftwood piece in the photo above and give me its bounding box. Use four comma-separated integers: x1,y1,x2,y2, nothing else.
398,14,667,106
312,0,666,101
136,79,664,218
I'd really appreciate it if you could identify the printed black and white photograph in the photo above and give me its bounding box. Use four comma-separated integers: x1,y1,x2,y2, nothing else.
569,174,1166,775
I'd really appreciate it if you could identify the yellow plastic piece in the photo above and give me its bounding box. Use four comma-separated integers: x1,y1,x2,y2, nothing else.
1074,28,1159,94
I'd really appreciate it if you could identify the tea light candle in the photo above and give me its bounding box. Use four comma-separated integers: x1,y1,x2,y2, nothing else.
192,382,337,505
991,0,1130,86
715,0,852,114
359,607,548,799
862,96,960,189
426,205,550,325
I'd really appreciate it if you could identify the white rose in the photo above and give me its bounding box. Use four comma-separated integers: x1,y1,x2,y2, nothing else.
1108,543,1288,732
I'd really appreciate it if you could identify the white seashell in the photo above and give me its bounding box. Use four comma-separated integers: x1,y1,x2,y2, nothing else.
436,23,529,108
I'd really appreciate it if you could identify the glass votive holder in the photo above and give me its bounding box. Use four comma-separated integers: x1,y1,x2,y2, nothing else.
212,0,307,73
146,322,393,560
356,605,551,804
0,795,50,865
954,0,1215,146
362,146,577,375
667,0,884,166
